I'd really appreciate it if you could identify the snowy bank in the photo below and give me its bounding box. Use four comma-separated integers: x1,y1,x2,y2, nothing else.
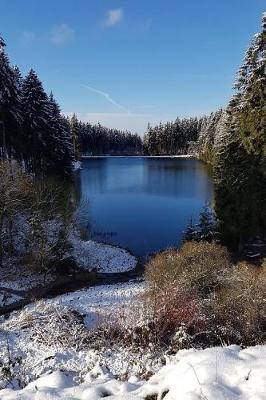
24,281,144,328
72,237,138,273
0,281,148,387
1,345,266,399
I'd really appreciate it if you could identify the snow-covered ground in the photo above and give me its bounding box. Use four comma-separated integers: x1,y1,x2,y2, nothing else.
0,235,138,308
0,290,23,306
0,281,149,390
0,270,53,292
1,276,266,399
1,345,266,399
71,238,137,273
24,280,144,328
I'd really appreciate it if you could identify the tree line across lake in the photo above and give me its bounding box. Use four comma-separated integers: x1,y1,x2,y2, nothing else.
0,12,265,250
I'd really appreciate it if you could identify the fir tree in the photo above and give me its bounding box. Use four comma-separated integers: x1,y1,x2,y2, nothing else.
21,69,52,175
198,205,215,241
0,37,22,159
184,217,198,241
214,13,266,249
46,93,73,177
70,113,80,160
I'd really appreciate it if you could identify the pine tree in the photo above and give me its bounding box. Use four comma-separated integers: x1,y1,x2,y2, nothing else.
46,93,73,177
184,217,198,241
21,69,51,175
0,37,22,160
233,12,266,160
198,205,215,240
70,114,80,160
214,13,266,249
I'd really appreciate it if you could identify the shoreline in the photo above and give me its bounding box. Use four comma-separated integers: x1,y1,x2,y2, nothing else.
81,154,195,159
0,239,142,316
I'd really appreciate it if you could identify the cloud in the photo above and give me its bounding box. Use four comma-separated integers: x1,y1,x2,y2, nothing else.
20,31,36,45
103,8,123,28
81,84,130,114
49,24,74,45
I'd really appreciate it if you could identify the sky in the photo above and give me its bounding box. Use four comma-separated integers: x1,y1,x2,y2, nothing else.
0,0,265,135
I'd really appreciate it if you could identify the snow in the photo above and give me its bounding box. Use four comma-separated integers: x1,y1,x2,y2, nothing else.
0,265,53,307
0,281,149,389
0,290,23,307
1,345,266,399
24,280,144,328
0,271,53,291
0,235,137,308
73,160,82,170
1,272,266,399
71,237,138,273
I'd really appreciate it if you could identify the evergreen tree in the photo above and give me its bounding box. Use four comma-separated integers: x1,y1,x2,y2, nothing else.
0,37,22,159
46,93,73,177
70,113,80,160
21,69,52,175
143,116,203,155
184,217,198,241
198,205,215,241
233,12,266,159
214,13,266,249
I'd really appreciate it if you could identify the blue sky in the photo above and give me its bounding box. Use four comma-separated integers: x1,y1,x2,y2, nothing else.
0,0,265,135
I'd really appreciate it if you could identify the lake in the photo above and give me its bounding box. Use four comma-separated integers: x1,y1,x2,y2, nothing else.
77,157,214,257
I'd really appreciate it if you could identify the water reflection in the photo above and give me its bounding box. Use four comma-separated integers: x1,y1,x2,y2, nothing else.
77,157,214,256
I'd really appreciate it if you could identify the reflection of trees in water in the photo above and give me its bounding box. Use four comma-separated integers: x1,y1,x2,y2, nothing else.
143,159,214,201
73,170,91,239
75,198,92,240
78,158,214,201
74,158,214,253
80,159,108,194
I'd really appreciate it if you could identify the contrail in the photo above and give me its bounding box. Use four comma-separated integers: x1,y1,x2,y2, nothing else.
81,84,130,114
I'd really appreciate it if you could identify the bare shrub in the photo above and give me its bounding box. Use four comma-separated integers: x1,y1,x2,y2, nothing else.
212,261,266,345
145,241,232,296
0,161,75,274
143,242,235,348
5,301,89,350
0,161,32,267
89,283,206,351
141,283,206,348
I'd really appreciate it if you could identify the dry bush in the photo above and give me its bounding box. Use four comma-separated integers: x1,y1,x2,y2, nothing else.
0,161,32,267
141,283,207,347
4,301,89,350
92,283,207,350
145,241,232,296
142,242,232,348
212,261,266,345
85,299,155,350
0,161,75,274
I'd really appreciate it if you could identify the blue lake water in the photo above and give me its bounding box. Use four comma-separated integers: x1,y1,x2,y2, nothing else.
77,157,214,257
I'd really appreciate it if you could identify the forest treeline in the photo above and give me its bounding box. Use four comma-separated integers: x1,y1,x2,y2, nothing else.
69,114,143,159
0,13,265,250
0,37,73,177
144,13,266,249
0,37,143,177
143,110,224,162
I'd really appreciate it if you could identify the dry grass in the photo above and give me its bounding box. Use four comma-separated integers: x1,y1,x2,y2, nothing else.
145,241,232,295
213,261,266,344
4,301,90,351
143,242,266,347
